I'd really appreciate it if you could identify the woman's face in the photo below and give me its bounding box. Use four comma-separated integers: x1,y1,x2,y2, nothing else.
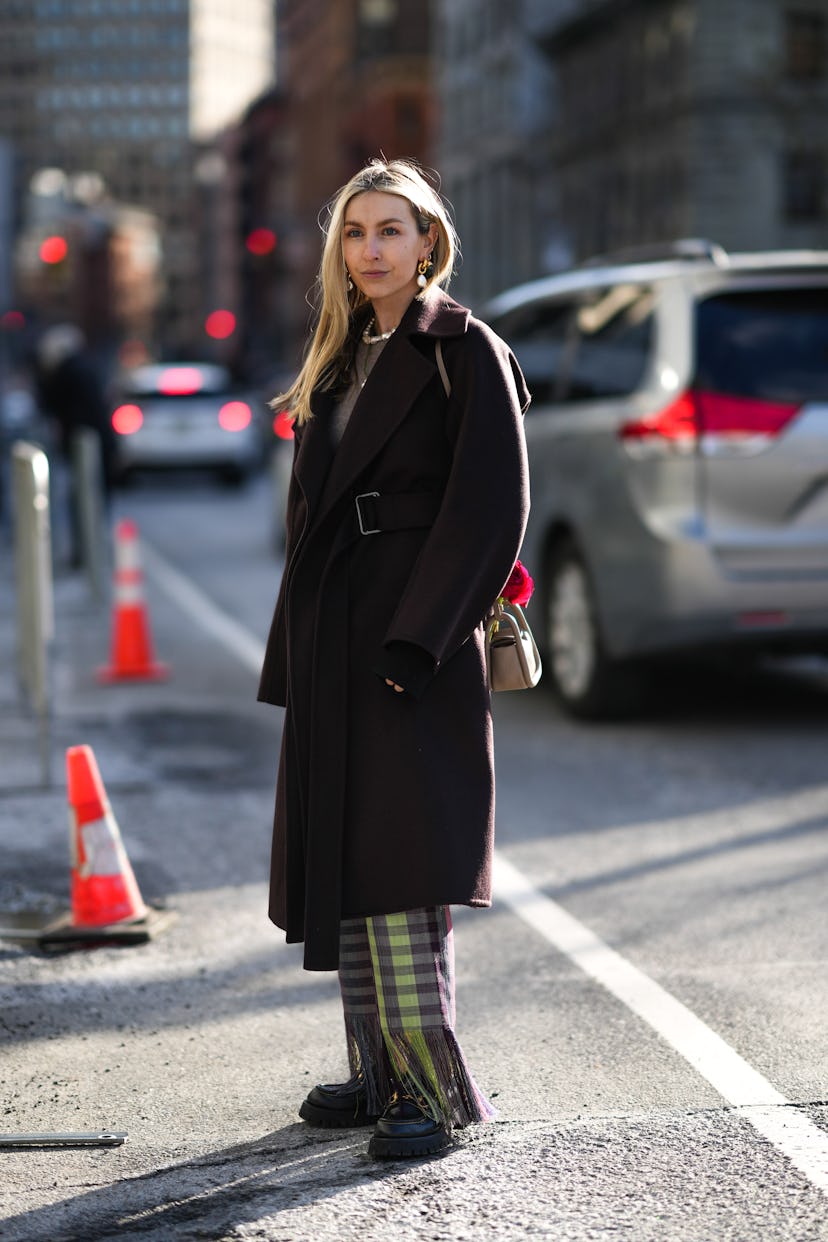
342,191,436,328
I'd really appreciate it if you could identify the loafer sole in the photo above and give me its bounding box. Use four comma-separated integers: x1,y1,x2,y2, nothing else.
368,1124,451,1159
299,1098,378,1128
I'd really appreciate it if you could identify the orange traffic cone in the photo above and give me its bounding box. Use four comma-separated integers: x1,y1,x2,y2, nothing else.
66,745,148,927
97,518,169,682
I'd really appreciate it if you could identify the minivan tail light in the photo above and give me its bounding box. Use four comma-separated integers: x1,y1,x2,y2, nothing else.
695,391,800,453
619,392,697,456
620,390,801,458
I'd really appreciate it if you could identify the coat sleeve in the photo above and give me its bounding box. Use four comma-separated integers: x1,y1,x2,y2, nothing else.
257,428,304,707
377,321,530,696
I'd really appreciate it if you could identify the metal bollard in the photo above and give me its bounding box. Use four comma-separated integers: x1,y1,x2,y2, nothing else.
12,442,54,787
71,427,107,602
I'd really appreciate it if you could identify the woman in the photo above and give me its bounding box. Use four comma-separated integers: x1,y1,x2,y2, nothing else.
258,158,530,1159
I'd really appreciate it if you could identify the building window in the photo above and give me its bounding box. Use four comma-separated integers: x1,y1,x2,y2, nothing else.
360,0,396,21
786,10,826,79
783,150,825,220
395,95,422,144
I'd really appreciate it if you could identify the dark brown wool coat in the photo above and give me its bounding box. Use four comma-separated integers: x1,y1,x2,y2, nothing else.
257,291,530,970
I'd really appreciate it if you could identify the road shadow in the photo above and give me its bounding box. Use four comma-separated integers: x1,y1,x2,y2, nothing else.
502,654,828,731
0,1120,462,1242
629,656,828,727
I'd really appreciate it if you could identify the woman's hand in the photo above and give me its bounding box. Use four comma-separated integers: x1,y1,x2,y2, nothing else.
384,679,405,694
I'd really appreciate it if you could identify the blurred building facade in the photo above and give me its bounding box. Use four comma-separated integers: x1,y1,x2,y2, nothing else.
222,88,292,385
3,0,824,371
0,0,275,353
274,0,436,366
438,0,828,308
435,0,560,310
15,184,162,350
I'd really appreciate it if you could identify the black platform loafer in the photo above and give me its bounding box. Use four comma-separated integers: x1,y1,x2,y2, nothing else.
368,1095,451,1159
299,1080,379,1128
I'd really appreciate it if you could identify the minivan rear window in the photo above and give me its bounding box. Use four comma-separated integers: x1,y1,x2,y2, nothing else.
489,301,572,404
696,289,828,403
565,285,654,401
492,284,654,405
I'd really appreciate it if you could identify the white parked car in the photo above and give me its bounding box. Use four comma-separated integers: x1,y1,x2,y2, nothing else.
111,362,266,485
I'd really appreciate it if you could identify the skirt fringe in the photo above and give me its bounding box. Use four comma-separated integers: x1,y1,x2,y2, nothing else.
344,1012,495,1128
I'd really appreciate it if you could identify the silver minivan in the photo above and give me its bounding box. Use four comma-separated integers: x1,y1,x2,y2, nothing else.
484,243,828,717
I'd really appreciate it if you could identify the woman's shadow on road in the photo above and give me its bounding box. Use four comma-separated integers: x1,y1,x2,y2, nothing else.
0,1120,461,1242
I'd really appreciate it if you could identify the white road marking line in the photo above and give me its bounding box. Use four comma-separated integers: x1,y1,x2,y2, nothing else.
143,539,828,1197
494,853,828,1195
141,539,267,674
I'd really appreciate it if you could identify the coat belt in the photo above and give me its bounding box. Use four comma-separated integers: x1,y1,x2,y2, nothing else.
353,490,440,536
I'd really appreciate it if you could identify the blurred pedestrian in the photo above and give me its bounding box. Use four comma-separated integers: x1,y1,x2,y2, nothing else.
35,324,115,567
258,158,530,1159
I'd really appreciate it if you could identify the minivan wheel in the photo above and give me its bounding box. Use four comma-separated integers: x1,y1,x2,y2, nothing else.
545,542,643,719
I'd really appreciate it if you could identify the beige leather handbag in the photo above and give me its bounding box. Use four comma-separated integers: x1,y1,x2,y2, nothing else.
485,597,542,692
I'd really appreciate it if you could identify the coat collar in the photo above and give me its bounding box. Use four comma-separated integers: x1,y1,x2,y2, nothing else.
294,292,470,526
402,289,470,339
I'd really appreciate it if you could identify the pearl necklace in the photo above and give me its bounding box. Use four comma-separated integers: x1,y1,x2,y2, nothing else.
361,317,396,345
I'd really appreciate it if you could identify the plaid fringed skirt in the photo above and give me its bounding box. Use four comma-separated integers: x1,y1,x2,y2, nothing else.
338,905,495,1128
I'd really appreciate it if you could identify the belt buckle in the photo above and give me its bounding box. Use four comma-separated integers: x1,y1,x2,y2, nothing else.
355,491,380,535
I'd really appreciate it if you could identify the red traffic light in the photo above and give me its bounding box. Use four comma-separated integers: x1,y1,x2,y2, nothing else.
205,309,236,340
40,236,68,264
246,228,277,256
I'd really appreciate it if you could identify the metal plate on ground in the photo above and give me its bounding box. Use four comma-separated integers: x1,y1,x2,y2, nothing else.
0,1132,128,1148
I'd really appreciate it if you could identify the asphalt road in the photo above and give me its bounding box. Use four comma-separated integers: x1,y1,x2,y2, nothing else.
1,468,827,1241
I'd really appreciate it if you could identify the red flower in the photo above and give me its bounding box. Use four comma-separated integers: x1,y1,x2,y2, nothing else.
501,559,534,607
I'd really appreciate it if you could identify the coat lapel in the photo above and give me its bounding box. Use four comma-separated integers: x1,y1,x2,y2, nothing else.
313,293,470,523
292,390,336,520
317,333,433,513
290,293,470,533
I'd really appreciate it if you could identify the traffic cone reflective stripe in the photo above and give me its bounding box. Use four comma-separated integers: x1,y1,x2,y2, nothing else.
97,518,169,682
66,745,148,927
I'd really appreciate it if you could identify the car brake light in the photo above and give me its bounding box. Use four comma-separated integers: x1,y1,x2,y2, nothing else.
272,408,295,440
695,391,800,452
619,392,697,456
735,610,790,629
218,400,252,432
112,403,143,435
158,366,203,395
620,390,801,457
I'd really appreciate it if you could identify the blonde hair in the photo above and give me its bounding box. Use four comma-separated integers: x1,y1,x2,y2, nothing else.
274,158,458,425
